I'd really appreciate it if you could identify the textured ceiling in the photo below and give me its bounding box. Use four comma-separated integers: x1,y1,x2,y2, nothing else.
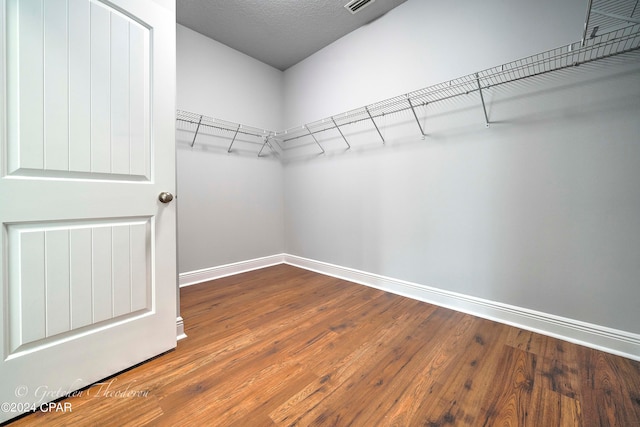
177,0,408,71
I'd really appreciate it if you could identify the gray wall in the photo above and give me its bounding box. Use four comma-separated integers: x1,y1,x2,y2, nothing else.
176,25,284,273
282,0,640,334
175,0,640,336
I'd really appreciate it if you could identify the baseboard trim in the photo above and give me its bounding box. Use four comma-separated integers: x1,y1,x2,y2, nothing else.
284,254,640,361
176,316,187,341
177,253,640,360
179,254,286,287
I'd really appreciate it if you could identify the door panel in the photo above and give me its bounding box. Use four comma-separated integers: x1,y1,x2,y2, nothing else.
7,0,151,180
7,219,153,355
0,0,176,422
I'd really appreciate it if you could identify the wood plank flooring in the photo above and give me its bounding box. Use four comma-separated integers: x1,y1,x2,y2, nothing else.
7,264,640,426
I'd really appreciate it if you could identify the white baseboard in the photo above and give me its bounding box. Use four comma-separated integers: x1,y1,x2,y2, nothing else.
284,254,640,361
176,316,187,341
179,254,285,287
177,253,640,361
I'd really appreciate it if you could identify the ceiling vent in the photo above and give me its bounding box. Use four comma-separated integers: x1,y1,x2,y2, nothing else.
344,0,376,14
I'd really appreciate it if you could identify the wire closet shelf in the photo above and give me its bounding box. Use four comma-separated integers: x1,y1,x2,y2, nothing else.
176,110,279,157
176,23,640,155
583,0,640,44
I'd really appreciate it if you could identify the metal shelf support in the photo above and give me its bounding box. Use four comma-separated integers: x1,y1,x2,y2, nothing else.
582,0,595,46
475,74,490,128
305,125,325,154
365,106,385,144
258,135,274,157
331,117,351,149
190,115,203,147
407,97,426,137
227,124,241,153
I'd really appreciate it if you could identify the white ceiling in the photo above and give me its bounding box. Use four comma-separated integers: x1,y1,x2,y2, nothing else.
176,0,408,71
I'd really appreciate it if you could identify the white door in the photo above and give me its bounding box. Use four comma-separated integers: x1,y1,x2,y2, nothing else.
0,0,176,422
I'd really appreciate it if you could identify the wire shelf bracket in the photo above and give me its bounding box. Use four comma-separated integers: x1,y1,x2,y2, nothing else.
475,74,490,128
190,115,203,147
304,125,325,154
407,96,426,137
258,135,275,157
227,124,241,153
331,117,351,149
365,106,385,144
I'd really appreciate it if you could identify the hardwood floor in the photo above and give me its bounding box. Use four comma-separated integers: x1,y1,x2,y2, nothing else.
7,264,640,426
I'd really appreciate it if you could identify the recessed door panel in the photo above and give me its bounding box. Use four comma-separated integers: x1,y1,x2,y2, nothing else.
6,218,153,356
5,0,151,180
